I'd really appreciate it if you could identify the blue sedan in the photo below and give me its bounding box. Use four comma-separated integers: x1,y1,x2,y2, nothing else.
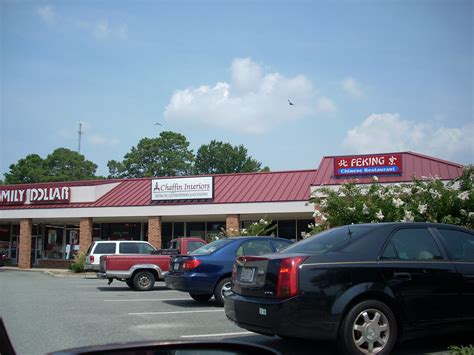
165,236,292,306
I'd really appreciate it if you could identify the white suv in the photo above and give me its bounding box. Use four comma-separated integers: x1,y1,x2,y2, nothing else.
84,240,156,271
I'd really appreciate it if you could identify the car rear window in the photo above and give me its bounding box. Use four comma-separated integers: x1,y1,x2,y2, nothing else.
282,226,373,254
119,242,156,254
190,238,233,255
93,243,116,254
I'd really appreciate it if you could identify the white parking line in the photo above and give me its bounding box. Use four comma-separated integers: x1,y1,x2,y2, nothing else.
181,331,253,338
129,310,224,315
104,298,190,302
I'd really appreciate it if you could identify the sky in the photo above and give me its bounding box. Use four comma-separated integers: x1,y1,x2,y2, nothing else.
1,0,473,178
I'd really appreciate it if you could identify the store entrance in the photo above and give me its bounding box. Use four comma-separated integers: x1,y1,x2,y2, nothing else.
31,235,43,266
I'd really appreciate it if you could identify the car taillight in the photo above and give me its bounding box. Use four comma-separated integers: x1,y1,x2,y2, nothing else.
276,256,307,298
183,258,201,270
90,255,94,263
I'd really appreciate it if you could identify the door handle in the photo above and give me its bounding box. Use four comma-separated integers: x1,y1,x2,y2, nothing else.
394,272,412,280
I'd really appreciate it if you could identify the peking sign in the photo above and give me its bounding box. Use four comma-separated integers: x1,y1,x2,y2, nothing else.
334,154,403,177
0,186,71,205
152,176,213,201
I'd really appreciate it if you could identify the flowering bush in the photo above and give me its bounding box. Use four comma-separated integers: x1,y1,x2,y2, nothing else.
307,166,473,236
220,218,277,237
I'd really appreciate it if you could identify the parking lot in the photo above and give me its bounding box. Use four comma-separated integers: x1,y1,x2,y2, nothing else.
0,269,471,354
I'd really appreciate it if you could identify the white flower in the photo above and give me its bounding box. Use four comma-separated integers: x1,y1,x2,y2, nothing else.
402,187,411,195
347,207,356,212
376,210,384,220
417,204,427,214
362,204,370,215
458,191,470,201
338,191,346,197
241,228,247,234
320,199,328,208
402,210,414,222
321,215,327,222
259,219,265,224
313,210,322,218
469,212,474,219
430,189,442,199
460,209,467,216
372,175,379,182
392,198,404,208
307,223,315,229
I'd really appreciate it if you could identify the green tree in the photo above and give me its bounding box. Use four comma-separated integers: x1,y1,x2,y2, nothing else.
108,131,194,178
4,154,48,184
44,148,98,182
4,149,98,184
305,166,474,236
194,140,266,174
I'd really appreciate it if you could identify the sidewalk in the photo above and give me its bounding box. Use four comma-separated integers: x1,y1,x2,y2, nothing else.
1,266,98,279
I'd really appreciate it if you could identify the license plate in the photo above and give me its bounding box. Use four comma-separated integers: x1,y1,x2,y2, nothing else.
173,263,180,271
240,267,255,282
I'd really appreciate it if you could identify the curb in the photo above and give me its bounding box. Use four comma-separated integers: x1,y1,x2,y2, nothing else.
1,266,97,279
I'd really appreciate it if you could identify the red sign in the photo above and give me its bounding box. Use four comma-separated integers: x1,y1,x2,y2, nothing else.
0,186,71,205
334,154,403,177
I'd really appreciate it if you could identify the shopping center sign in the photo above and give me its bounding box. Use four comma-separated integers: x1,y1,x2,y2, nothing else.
152,177,213,201
0,186,71,205
334,154,403,177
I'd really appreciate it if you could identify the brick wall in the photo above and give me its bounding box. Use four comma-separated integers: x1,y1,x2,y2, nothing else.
79,218,93,254
38,260,73,269
148,216,162,249
226,214,241,237
18,219,32,269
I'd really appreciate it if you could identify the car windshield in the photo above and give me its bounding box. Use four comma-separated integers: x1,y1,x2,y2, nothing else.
190,239,233,255
282,226,373,254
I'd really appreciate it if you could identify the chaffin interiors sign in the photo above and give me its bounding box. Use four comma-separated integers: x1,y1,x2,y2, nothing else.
334,154,403,177
152,177,213,201
0,186,71,205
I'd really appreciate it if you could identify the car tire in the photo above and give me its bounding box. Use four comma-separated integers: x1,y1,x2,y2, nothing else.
214,277,232,307
132,270,155,291
189,293,212,302
338,300,397,355
125,280,135,289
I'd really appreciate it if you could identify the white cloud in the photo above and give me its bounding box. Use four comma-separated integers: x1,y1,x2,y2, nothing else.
164,58,336,134
78,20,128,41
37,5,55,24
343,113,474,161
341,77,365,99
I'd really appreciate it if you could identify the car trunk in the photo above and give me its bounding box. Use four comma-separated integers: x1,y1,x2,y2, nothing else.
232,254,308,299
169,255,195,273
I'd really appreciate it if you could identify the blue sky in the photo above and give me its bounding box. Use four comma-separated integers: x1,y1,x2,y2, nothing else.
1,0,473,178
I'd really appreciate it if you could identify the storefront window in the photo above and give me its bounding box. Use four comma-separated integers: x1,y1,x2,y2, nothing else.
162,222,172,248
44,225,64,259
297,220,314,241
0,225,10,260
101,223,140,240
278,220,296,240
174,222,184,238
186,222,205,238
206,221,225,242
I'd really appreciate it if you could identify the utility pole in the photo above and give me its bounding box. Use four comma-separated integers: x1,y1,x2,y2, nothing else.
78,122,84,153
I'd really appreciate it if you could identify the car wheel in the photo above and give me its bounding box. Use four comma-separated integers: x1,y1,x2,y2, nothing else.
214,277,232,306
338,300,397,355
133,271,155,291
189,293,212,302
125,280,135,289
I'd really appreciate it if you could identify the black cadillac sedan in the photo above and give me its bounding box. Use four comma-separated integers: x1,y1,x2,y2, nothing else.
225,223,474,354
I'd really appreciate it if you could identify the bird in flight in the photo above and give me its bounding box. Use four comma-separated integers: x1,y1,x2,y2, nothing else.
288,99,295,106
154,122,162,126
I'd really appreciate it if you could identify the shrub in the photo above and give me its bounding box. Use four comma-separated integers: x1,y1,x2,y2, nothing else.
448,345,474,355
306,165,473,237
69,252,86,273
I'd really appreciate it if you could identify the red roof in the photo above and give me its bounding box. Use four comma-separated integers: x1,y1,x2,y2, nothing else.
312,151,464,186
0,170,318,209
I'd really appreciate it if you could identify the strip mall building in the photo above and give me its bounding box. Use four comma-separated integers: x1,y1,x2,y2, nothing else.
0,151,464,269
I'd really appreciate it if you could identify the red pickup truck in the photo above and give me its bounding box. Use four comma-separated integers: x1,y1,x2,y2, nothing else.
97,237,206,291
